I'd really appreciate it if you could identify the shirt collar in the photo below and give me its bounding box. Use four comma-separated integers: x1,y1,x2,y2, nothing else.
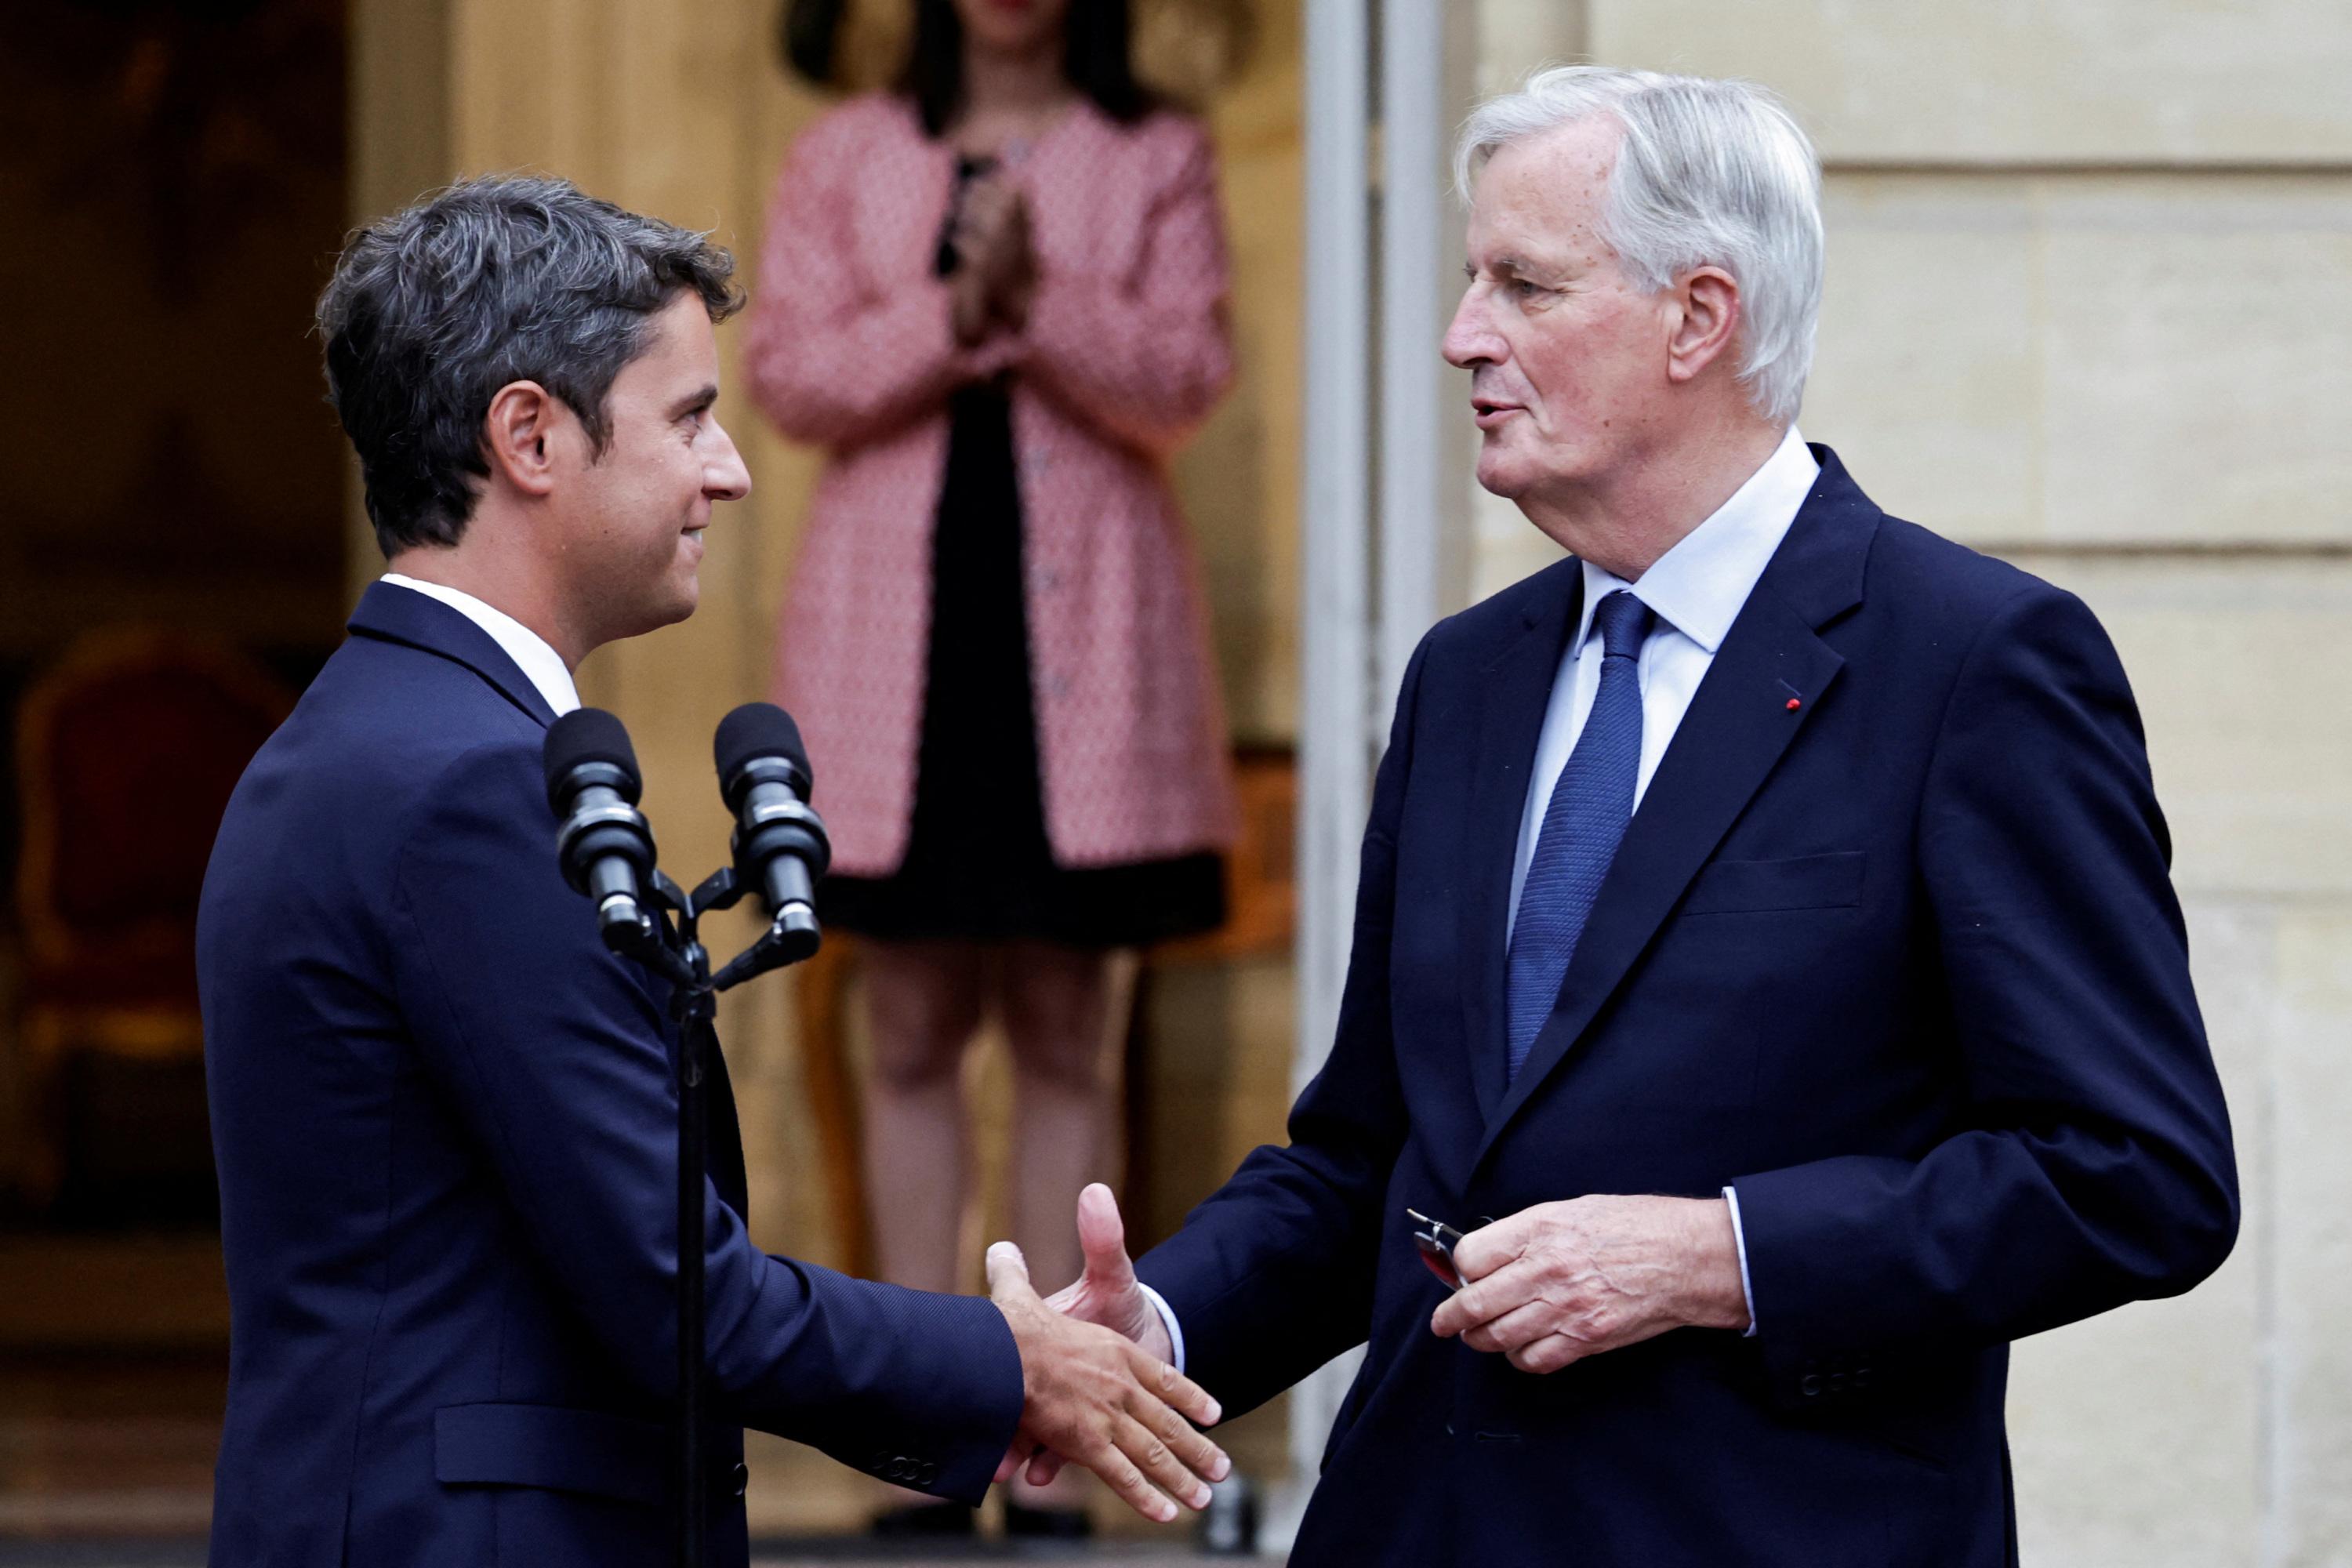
1572,425,1821,657
379,574,581,717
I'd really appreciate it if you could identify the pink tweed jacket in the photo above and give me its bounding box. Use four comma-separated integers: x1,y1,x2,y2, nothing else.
745,94,1239,878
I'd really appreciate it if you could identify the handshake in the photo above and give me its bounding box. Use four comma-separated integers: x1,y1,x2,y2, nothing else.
982,1184,1220,1524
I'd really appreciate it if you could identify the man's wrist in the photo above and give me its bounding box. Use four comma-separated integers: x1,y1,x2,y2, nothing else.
1134,1282,1184,1372
1679,1196,1753,1332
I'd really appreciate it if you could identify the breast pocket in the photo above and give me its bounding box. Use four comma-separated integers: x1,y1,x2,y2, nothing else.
1680,851,1866,916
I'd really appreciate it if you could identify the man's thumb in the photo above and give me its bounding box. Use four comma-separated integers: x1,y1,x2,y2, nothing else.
985,1240,1036,1303
1076,1182,1134,1286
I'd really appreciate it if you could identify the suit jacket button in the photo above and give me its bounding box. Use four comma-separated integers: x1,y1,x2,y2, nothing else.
1800,1374,1823,1398
1828,1372,1848,1396
730,1461,750,1497
917,1461,938,1486
1854,1367,1875,1389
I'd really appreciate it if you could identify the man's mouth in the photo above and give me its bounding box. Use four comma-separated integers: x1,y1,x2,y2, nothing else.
1472,398,1523,428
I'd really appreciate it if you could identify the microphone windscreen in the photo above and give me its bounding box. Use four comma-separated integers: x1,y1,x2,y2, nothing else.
543,708,641,810
713,702,810,795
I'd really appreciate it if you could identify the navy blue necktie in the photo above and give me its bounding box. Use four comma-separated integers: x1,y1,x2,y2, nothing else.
1504,590,1653,1083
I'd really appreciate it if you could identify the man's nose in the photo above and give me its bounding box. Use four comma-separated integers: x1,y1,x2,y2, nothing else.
1443,289,1500,370
706,415,752,501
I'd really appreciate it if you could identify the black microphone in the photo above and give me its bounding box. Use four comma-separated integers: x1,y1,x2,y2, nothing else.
543,708,660,951
713,702,831,960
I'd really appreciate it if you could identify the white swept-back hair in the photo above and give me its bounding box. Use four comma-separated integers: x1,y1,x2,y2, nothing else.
1455,65,1824,426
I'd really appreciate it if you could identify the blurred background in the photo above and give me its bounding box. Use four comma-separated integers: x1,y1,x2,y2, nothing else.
0,0,2344,1563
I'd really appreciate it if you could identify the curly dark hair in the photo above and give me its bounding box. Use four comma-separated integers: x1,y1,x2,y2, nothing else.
316,174,743,557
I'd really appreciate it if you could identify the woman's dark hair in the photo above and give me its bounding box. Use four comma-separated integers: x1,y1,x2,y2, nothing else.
782,0,849,82
781,0,1152,133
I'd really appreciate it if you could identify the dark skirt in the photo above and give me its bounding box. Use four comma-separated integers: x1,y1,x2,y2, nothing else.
818,383,1225,951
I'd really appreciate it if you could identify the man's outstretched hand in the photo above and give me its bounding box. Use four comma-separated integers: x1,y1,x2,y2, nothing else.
1048,1183,1174,1360
986,1236,1227,1523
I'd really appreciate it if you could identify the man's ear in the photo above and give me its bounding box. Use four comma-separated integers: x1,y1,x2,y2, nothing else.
481,379,562,498
1664,267,1742,387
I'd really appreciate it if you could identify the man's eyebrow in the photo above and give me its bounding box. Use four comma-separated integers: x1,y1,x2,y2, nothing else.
1465,254,1537,280
669,383,719,418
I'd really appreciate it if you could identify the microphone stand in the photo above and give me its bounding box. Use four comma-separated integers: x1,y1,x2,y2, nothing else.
605,865,820,1568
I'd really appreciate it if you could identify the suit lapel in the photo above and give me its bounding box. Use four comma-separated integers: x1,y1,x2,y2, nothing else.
347,580,561,728
1455,563,1582,1130
1470,448,1878,1170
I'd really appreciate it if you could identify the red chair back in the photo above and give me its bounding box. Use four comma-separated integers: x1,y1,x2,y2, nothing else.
16,630,292,985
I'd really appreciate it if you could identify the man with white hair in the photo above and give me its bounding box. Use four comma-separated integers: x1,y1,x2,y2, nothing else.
1021,67,2238,1563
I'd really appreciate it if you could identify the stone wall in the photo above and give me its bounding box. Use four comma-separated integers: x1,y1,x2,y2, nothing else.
1471,5,2352,1562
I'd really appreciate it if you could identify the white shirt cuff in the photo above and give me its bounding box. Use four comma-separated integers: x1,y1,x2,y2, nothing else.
1137,1282,1186,1374
1722,1185,1758,1338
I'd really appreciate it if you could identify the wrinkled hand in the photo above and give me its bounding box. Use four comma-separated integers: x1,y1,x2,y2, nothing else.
1428,1195,1748,1374
986,1238,1228,1523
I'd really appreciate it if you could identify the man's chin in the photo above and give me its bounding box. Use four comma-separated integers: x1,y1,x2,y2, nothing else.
1475,449,1534,501
615,586,699,644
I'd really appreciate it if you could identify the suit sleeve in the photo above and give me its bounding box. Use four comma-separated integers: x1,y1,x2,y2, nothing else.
1133,638,1426,1418
1014,121,1235,456
739,113,1011,451
388,742,1022,1501
1730,583,2238,1403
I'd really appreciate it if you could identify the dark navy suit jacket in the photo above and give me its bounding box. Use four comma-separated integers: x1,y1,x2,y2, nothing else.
1138,449,2238,1567
199,584,1022,1568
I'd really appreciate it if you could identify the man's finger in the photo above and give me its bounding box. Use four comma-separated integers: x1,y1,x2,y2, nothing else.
1082,1435,1178,1524
1506,1333,1587,1376
985,1240,1038,1305
1460,1298,1559,1356
1025,1448,1066,1488
1076,1182,1136,1288
1129,1385,1232,1486
1112,1410,1213,1513
1124,1343,1221,1429
1450,1210,1528,1283
1431,1261,1537,1339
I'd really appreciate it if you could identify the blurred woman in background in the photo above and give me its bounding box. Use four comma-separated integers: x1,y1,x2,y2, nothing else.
746,0,1236,1537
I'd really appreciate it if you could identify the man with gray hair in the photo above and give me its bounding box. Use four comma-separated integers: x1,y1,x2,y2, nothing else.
1030,67,2237,1563
199,175,1229,1568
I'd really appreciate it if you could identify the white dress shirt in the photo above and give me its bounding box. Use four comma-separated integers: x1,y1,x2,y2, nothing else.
1504,423,1818,1338
1507,425,1819,936
1149,428,1820,1367
380,574,582,718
